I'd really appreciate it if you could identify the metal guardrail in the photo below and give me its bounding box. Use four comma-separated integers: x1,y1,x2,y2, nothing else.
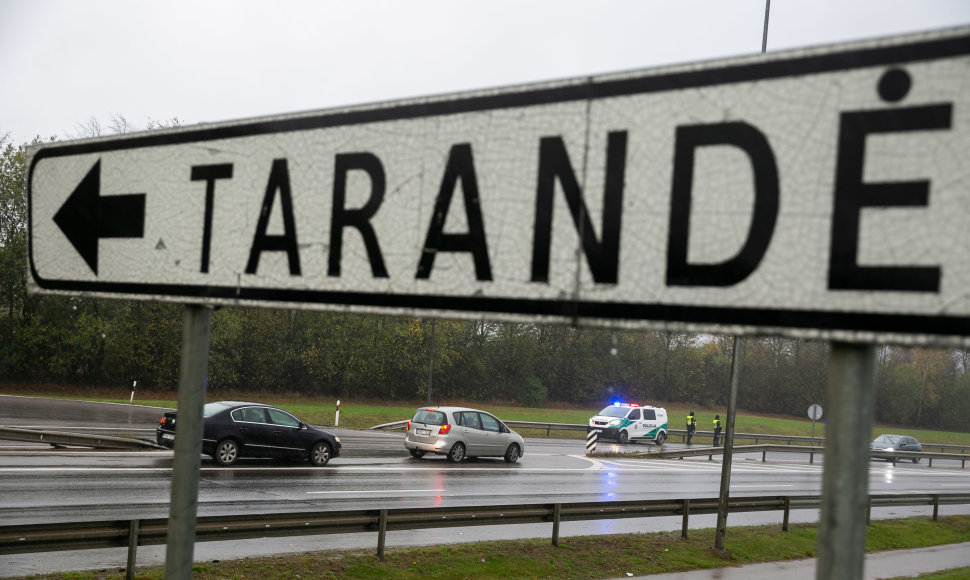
2,492,969,578
595,442,969,468
369,419,970,455
0,426,161,450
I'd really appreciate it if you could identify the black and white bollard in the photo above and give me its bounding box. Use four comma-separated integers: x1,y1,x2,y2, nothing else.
586,429,599,455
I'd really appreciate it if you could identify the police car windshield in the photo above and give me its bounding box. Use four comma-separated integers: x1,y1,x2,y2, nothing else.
599,406,630,418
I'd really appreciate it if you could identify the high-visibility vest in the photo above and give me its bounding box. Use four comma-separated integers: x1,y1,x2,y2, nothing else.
713,419,721,429
686,415,695,426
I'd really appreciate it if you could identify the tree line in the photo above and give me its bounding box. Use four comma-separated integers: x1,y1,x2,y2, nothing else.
3,131,969,432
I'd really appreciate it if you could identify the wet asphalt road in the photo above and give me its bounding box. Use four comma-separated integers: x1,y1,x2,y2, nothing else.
2,395,970,577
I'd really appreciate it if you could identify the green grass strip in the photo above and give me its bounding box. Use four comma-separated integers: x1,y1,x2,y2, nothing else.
12,515,970,580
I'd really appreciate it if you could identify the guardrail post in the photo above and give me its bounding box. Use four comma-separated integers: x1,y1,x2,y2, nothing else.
126,519,139,580
552,503,561,546
933,495,940,521
377,509,388,561
681,499,690,539
782,496,790,531
866,496,872,525
762,450,767,462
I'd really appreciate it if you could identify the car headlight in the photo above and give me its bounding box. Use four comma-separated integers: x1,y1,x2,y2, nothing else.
334,437,341,443
609,419,621,426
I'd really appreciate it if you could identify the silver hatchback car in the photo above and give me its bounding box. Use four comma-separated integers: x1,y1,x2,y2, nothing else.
404,406,525,463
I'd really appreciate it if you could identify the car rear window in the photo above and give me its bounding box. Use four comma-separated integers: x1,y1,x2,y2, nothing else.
413,410,446,426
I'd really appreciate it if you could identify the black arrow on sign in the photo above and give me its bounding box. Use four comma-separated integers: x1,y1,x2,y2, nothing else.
53,159,146,275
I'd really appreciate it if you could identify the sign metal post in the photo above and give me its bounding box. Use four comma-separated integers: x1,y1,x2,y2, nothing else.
163,305,212,580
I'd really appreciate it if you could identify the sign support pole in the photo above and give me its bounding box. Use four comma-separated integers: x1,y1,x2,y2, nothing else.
164,304,212,580
816,342,876,580
714,336,741,551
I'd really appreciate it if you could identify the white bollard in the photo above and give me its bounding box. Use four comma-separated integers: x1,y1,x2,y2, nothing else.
335,400,341,427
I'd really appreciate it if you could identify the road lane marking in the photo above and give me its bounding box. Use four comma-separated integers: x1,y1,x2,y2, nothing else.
307,489,443,494
731,484,793,488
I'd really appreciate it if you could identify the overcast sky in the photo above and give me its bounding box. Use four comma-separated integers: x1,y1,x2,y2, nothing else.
3,0,970,145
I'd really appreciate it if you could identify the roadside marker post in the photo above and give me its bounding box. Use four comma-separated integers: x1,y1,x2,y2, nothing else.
586,430,599,456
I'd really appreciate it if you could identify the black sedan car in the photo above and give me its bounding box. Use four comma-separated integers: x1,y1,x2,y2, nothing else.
156,401,340,466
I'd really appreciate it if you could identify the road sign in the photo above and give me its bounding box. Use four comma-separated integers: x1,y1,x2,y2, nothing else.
27,27,970,345
808,404,823,421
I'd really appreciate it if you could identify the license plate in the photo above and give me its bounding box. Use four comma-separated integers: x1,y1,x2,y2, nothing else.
416,428,430,436
162,433,175,440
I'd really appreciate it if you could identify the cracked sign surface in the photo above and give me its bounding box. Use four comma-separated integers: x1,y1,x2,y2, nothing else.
27,27,970,345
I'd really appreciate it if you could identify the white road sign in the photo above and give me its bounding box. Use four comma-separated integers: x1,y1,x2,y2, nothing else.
808,404,824,421
27,27,970,345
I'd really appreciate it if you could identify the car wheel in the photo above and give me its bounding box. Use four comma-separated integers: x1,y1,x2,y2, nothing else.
912,457,920,464
215,439,240,466
504,443,521,463
655,431,666,446
309,441,332,466
409,449,426,459
447,442,466,463
618,430,629,444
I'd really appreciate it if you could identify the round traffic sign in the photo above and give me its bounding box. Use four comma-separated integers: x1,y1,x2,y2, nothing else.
808,403,823,421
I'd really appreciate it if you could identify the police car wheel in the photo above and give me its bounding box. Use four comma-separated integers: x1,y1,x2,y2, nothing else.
655,431,666,446
618,430,629,444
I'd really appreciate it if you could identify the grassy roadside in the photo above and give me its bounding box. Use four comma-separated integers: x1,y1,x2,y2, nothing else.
10,516,970,579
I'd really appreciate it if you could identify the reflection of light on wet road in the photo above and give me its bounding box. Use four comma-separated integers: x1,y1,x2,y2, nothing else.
601,470,618,498
883,466,894,485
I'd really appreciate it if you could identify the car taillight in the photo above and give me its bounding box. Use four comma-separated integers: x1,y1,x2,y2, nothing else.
406,421,411,431
159,417,166,425
439,424,451,435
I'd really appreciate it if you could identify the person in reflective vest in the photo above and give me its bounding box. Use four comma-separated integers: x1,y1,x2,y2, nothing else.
713,415,723,446
686,411,696,445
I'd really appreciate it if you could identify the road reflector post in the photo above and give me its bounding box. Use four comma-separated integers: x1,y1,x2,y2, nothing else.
586,430,599,455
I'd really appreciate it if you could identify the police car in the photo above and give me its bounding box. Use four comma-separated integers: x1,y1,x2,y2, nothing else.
587,402,668,444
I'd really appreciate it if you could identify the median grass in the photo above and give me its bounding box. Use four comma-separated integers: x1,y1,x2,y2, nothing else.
11,515,970,580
